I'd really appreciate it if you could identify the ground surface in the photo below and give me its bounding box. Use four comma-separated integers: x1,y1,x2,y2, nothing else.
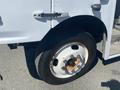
0,44,120,90
110,29,120,55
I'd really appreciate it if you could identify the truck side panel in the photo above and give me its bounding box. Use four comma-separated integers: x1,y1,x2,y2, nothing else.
0,0,50,44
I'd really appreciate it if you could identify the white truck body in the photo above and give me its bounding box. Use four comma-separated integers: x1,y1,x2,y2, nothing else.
0,0,119,60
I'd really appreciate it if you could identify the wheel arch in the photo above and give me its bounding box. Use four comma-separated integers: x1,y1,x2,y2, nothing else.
41,15,107,49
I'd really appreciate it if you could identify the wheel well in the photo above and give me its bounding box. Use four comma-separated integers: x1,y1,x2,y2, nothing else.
41,15,107,49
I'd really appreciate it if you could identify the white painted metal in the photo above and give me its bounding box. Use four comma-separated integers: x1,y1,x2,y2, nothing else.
107,54,120,60
102,1,118,60
52,0,93,27
50,42,89,78
52,0,118,60
0,0,119,60
0,0,51,44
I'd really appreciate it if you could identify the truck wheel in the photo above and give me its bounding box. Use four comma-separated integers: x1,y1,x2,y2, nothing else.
36,32,96,85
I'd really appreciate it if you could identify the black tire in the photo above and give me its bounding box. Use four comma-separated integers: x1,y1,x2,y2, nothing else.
36,32,97,85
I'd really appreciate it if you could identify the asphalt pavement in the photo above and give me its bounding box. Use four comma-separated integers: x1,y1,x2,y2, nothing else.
0,45,120,90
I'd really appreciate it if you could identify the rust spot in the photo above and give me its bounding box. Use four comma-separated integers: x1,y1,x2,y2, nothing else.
66,55,81,72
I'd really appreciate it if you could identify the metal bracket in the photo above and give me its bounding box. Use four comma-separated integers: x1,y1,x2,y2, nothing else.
91,4,101,11
33,12,69,19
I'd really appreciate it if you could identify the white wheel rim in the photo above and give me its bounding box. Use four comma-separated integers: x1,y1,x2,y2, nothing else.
50,42,89,79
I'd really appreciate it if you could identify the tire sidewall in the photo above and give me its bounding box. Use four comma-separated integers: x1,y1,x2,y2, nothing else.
38,32,96,84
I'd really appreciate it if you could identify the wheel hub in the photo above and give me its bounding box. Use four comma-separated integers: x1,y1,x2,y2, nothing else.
66,57,76,67
63,55,82,74
50,42,89,78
